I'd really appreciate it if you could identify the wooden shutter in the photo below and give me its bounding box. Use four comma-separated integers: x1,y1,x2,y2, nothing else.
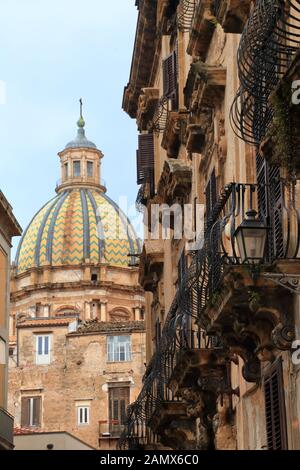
205,168,217,222
32,397,41,427
163,50,178,99
178,249,187,285
263,358,288,450
21,397,30,427
136,134,155,185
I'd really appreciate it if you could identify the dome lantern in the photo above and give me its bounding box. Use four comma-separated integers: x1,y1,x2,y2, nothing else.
56,99,105,193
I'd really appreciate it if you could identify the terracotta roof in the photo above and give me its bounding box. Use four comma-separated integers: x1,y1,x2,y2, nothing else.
14,427,41,435
17,317,77,328
72,319,146,335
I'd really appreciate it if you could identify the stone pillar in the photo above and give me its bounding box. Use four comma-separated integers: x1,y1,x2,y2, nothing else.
100,302,107,322
134,307,141,321
43,305,50,318
84,302,92,320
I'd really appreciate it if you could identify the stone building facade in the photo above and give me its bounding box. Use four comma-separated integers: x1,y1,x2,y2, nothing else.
8,110,146,449
119,0,300,451
0,191,21,449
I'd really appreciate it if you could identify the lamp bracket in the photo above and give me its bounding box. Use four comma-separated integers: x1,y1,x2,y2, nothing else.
262,273,300,295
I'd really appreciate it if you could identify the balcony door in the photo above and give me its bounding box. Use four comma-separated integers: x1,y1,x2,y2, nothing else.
108,386,129,437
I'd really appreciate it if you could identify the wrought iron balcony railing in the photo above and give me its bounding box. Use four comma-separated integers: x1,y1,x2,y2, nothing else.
120,176,300,448
177,0,196,31
230,0,300,146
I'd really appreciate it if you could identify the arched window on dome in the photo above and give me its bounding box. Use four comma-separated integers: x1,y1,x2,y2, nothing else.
55,306,80,318
109,308,131,323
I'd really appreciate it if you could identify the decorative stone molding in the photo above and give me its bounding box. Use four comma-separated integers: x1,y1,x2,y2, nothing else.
187,0,215,59
214,0,252,34
161,112,188,158
138,241,164,292
157,159,192,205
137,88,160,131
184,62,226,111
203,266,296,382
122,1,158,118
185,109,213,154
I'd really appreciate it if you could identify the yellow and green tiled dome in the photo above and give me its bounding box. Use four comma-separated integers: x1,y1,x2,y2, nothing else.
15,189,141,274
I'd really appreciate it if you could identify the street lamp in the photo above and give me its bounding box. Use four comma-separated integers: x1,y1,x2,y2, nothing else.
234,210,268,264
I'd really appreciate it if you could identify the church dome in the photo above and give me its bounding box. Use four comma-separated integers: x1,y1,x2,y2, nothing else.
15,188,141,274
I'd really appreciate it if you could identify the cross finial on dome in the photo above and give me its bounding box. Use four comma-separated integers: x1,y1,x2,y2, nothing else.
77,98,85,128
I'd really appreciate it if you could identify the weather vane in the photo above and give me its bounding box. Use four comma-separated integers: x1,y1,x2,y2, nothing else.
79,98,83,118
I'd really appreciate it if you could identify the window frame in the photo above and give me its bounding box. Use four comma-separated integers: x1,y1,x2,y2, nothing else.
35,334,51,365
77,405,90,426
87,161,94,178
107,335,132,363
21,396,41,428
73,160,81,178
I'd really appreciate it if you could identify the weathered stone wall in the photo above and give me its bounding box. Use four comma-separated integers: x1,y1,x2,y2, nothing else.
9,323,146,449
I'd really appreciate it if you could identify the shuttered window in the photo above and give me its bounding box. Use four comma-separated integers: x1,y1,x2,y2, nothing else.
163,49,178,109
108,387,130,436
263,358,288,450
21,397,41,428
178,249,187,285
205,168,217,223
136,133,155,185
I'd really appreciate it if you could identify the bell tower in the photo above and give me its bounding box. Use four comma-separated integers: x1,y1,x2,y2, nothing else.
56,99,105,193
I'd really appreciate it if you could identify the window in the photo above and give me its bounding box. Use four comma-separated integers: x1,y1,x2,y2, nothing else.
107,336,131,362
263,358,288,450
77,406,90,426
35,334,51,365
73,160,81,177
162,49,178,109
87,161,94,178
21,397,41,428
109,386,129,436
136,134,155,198
64,162,69,179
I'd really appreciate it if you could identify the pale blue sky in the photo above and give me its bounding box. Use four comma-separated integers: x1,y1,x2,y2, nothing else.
0,0,139,255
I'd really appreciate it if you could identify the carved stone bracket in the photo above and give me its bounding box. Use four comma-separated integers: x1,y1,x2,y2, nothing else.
203,266,296,382
214,0,252,34
184,62,226,112
187,0,215,59
262,273,300,295
137,88,160,131
157,159,192,205
161,111,188,158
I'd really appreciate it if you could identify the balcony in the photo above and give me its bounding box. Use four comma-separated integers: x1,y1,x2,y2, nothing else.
137,88,159,132
260,51,300,176
187,1,215,59
157,159,192,206
139,241,164,292
231,0,300,147
161,112,189,159
213,0,251,33
184,62,226,111
0,407,14,450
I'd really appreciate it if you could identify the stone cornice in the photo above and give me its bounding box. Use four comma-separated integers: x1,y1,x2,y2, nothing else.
11,280,144,302
122,1,158,118
0,190,22,244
